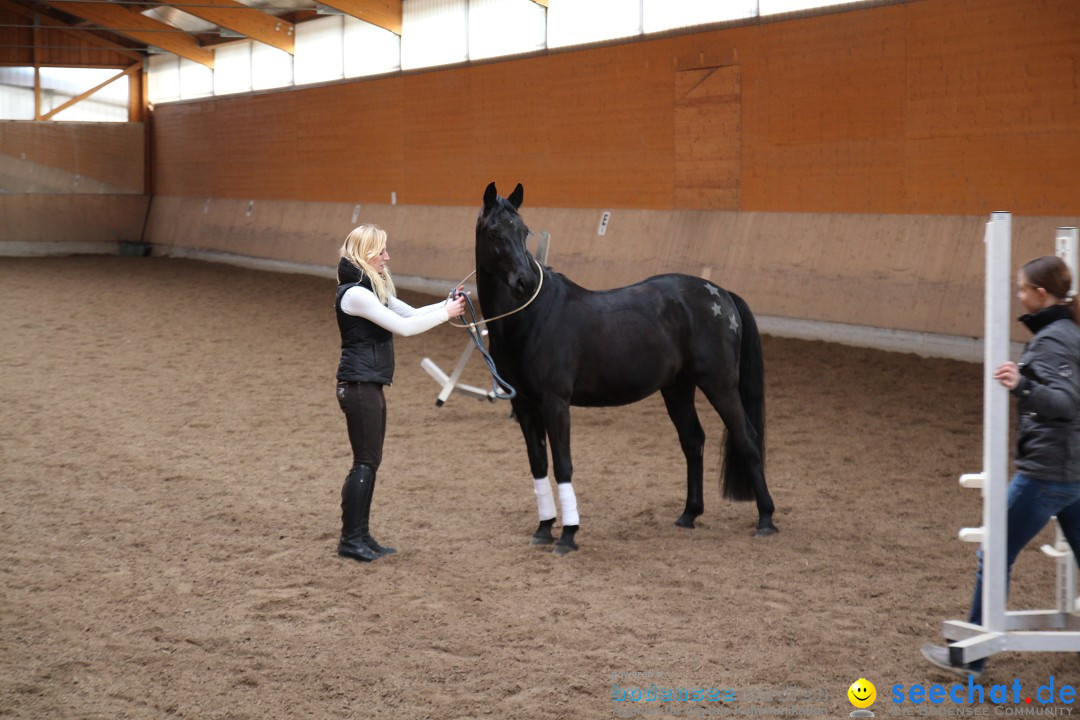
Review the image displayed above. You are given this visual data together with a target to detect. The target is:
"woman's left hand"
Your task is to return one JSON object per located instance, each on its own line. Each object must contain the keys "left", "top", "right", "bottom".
{"left": 446, "top": 295, "right": 467, "bottom": 318}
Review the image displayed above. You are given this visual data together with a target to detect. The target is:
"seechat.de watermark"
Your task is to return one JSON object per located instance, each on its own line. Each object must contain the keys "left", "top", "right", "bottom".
{"left": 889, "top": 676, "right": 1076, "bottom": 716}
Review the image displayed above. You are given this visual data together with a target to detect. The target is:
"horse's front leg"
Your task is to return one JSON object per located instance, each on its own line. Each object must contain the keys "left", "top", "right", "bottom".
{"left": 513, "top": 400, "right": 556, "bottom": 545}
{"left": 542, "top": 396, "right": 578, "bottom": 555}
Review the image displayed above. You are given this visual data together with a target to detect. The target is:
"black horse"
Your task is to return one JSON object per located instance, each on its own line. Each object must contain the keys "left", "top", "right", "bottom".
{"left": 476, "top": 182, "right": 776, "bottom": 554}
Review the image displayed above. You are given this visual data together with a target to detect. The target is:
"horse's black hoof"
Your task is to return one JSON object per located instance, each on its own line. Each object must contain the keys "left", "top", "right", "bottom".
{"left": 553, "top": 541, "right": 578, "bottom": 556}
{"left": 553, "top": 524, "right": 578, "bottom": 555}
{"left": 754, "top": 521, "right": 779, "bottom": 537}
{"left": 530, "top": 518, "right": 556, "bottom": 545}
{"left": 674, "top": 514, "right": 696, "bottom": 529}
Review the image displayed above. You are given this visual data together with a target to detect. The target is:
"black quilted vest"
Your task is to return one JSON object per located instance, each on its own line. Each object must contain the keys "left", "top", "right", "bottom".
{"left": 335, "top": 258, "right": 394, "bottom": 384}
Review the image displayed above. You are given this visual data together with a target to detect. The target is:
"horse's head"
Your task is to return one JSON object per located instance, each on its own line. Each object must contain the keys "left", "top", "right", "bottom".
{"left": 476, "top": 182, "right": 536, "bottom": 300}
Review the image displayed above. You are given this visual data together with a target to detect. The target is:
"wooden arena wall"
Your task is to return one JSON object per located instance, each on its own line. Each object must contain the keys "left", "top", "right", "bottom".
{"left": 0, "top": 121, "right": 149, "bottom": 252}
{"left": 145, "top": 0, "right": 1080, "bottom": 216}
{"left": 5, "top": 0, "right": 1079, "bottom": 352}
{"left": 143, "top": 198, "right": 1077, "bottom": 347}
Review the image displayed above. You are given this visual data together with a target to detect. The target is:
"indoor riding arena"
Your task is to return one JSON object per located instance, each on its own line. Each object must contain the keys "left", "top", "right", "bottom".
{"left": 2, "top": 1, "right": 1079, "bottom": 718}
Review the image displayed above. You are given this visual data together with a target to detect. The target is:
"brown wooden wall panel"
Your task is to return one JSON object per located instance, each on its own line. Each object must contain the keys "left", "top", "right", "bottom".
{"left": 0, "top": 5, "right": 137, "bottom": 67}
{"left": 151, "top": 0, "right": 1079, "bottom": 216}
{"left": 0, "top": 121, "right": 144, "bottom": 191}
{"left": 32, "top": 27, "right": 135, "bottom": 67}
{"left": 0, "top": 5, "right": 30, "bottom": 65}
{"left": 142, "top": 195, "right": 1080, "bottom": 344}
{"left": 899, "top": 0, "right": 1080, "bottom": 215}
{"left": 0, "top": 193, "right": 148, "bottom": 243}
{"left": 674, "top": 66, "right": 740, "bottom": 210}
{"left": 154, "top": 41, "right": 676, "bottom": 208}
{"left": 152, "top": 83, "right": 406, "bottom": 204}
{"left": 397, "top": 43, "right": 673, "bottom": 207}
{"left": 738, "top": 5, "right": 910, "bottom": 213}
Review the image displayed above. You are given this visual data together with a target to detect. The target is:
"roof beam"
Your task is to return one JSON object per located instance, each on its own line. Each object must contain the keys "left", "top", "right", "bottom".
{"left": 48, "top": 0, "right": 214, "bottom": 66}
{"left": 314, "top": 0, "right": 400, "bottom": 35}
{"left": 154, "top": 0, "right": 294, "bottom": 54}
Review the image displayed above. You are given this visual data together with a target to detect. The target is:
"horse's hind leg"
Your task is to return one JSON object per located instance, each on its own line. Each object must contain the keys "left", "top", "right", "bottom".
{"left": 699, "top": 383, "right": 777, "bottom": 536}
{"left": 661, "top": 380, "right": 705, "bottom": 529}
{"left": 513, "top": 401, "right": 557, "bottom": 545}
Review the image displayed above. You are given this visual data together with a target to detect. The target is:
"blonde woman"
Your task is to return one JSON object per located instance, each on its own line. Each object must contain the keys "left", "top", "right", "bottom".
{"left": 334, "top": 224, "right": 467, "bottom": 562}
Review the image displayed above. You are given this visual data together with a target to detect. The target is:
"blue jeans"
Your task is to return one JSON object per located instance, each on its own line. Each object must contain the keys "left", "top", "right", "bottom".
{"left": 968, "top": 473, "right": 1080, "bottom": 629}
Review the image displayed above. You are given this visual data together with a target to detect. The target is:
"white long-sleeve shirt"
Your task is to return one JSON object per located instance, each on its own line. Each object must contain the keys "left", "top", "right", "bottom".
{"left": 340, "top": 285, "right": 450, "bottom": 336}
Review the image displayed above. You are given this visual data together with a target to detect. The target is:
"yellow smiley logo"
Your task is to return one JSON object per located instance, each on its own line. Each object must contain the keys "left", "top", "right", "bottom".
{"left": 848, "top": 678, "right": 876, "bottom": 709}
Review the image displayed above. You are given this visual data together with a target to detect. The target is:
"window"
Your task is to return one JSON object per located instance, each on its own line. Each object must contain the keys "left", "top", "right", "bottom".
{"left": 344, "top": 17, "right": 401, "bottom": 78}
{"left": 295, "top": 15, "right": 345, "bottom": 85}
{"left": 402, "top": 0, "right": 468, "bottom": 70}
{"left": 644, "top": 0, "right": 756, "bottom": 33}
{"left": 760, "top": 0, "right": 868, "bottom": 15}
{"left": 0, "top": 67, "right": 129, "bottom": 121}
{"left": 548, "top": 0, "right": 640, "bottom": 49}
{"left": 179, "top": 58, "right": 214, "bottom": 99}
{"left": 148, "top": 54, "right": 180, "bottom": 104}
{"left": 468, "top": 0, "right": 546, "bottom": 61}
{"left": 252, "top": 43, "right": 294, "bottom": 90}
{"left": 0, "top": 66, "right": 37, "bottom": 120}
{"left": 214, "top": 42, "right": 253, "bottom": 95}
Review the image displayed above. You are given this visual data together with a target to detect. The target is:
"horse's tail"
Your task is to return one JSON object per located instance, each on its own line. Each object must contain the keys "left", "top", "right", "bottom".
{"left": 722, "top": 292, "right": 765, "bottom": 501}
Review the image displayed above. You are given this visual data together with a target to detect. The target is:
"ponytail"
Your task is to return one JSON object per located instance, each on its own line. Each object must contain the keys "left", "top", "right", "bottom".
{"left": 1068, "top": 291, "right": 1080, "bottom": 325}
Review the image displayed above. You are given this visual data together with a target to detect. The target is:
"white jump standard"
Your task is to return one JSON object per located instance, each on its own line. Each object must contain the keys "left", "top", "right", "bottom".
{"left": 420, "top": 231, "right": 550, "bottom": 406}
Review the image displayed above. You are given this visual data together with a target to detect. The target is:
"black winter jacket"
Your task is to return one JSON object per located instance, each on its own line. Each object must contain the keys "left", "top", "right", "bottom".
{"left": 335, "top": 258, "right": 395, "bottom": 385}
{"left": 1012, "top": 304, "right": 1080, "bottom": 484}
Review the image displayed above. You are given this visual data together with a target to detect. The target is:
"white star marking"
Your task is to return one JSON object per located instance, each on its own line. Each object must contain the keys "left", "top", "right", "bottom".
{"left": 704, "top": 283, "right": 722, "bottom": 297}
{"left": 711, "top": 302, "right": 724, "bottom": 317}
{"left": 729, "top": 314, "right": 739, "bottom": 332}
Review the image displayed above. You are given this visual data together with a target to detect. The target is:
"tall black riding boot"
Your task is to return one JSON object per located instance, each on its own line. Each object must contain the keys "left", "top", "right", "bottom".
{"left": 338, "top": 464, "right": 379, "bottom": 562}
{"left": 361, "top": 471, "right": 397, "bottom": 557}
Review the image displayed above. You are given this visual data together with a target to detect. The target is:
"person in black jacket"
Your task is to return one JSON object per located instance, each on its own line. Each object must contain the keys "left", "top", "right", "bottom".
{"left": 922, "top": 255, "right": 1080, "bottom": 677}
{"left": 335, "top": 224, "right": 467, "bottom": 562}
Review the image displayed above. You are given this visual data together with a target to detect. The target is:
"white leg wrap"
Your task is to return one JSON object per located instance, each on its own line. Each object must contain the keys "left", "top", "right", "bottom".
{"left": 533, "top": 477, "right": 556, "bottom": 521}
{"left": 557, "top": 483, "right": 579, "bottom": 526}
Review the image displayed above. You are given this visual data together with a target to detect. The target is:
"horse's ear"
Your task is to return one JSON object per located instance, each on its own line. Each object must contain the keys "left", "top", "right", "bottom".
{"left": 484, "top": 182, "right": 498, "bottom": 208}
{"left": 508, "top": 183, "right": 524, "bottom": 209}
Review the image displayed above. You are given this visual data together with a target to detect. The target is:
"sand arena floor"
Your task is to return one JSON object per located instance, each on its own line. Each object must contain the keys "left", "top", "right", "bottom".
{"left": 1, "top": 255, "right": 1076, "bottom": 719}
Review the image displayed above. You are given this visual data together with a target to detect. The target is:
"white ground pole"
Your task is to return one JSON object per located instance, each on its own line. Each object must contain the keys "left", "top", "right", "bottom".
{"left": 420, "top": 231, "right": 550, "bottom": 406}
{"left": 944, "top": 215, "right": 1080, "bottom": 663}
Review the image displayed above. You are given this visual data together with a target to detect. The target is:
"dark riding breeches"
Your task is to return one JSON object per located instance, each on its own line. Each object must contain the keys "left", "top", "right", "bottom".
{"left": 336, "top": 381, "right": 386, "bottom": 471}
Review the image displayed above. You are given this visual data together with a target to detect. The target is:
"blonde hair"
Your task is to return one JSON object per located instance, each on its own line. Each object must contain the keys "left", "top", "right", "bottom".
{"left": 340, "top": 224, "right": 395, "bottom": 305}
